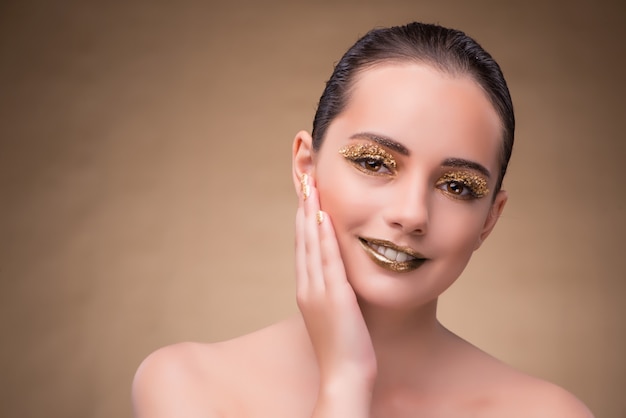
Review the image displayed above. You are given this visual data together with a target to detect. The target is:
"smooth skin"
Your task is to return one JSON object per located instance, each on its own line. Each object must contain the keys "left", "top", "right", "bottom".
{"left": 132, "top": 63, "right": 594, "bottom": 417}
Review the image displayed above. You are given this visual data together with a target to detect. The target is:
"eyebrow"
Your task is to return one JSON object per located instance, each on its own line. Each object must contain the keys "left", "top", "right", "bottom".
{"left": 349, "top": 132, "right": 410, "bottom": 156}
{"left": 348, "top": 132, "right": 491, "bottom": 178}
{"left": 442, "top": 158, "right": 491, "bottom": 178}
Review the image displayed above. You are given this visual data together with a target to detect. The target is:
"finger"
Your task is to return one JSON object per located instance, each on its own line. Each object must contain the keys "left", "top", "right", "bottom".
{"left": 317, "top": 211, "right": 351, "bottom": 291}
{"left": 295, "top": 205, "right": 308, "bottom": 294}
{"left": 303, "top": 178, "right": 324, "bottom": 291}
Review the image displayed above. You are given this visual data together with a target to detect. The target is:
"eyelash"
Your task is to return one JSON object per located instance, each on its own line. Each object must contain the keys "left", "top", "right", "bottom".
{"left": 339, "top": 143, "right": 489, "bottom": 200}
{"left": 352, "top": 156, "right": 396, "bottom": 175}
{"left": 339, "top": 144, "right": 397, "bottom": 176}
{"left": 435, "top": 172, "right": 490, "bottom": 200}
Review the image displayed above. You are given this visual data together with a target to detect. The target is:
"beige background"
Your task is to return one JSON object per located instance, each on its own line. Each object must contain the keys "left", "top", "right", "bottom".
{"left": 1, "top": 0, "right": 624, "bottom": 417}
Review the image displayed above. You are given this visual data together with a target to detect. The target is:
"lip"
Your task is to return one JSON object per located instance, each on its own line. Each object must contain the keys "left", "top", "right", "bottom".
{"left": 358, "top": 237, "right": 427, "bottom": 273}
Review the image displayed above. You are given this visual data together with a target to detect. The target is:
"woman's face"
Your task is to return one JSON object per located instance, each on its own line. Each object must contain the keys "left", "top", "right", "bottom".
{"left": 301, "top": 63, "right": 507, "bottom": 309}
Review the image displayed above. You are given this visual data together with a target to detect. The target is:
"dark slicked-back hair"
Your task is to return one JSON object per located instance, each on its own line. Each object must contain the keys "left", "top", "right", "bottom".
{"left": 311, "top": 22, "right": 515, "bottom": 192}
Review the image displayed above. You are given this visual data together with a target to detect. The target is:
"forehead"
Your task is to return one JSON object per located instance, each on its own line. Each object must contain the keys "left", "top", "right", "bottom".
{"left": 332, "top": 63, "right": 502, "bottom": 169}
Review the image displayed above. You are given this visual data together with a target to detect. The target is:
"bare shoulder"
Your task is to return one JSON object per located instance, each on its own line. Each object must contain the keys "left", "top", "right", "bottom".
{"left": 131, "top": 341, "right": 229, "bottom": 417}
{"left": 131, "top": 316, "right": 314, "bottom": 418}
{"left": 503, "top": 373, "right": 595, "bottom": 418}
{"left": 445, "top": 334, "right": 594, "bottom": 417}
{"left": 468, "top": 349, "right": 594, "bottom": 417}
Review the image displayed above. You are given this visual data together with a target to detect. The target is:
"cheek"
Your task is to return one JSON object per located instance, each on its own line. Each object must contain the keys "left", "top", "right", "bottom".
{"left": 430, "top": 201, "right": 489, "bottom": 253}
{"left": 315, "top": 163, "right": 382, "bottom": 234}
{"left": 317, "top": 174, "right": 370, "bottom": 228}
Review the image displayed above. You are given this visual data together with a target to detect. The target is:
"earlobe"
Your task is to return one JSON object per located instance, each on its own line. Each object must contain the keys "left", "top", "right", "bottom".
{"left": 475, "top": 190, "right": 508, "bottom": 250}
{"left": 292, "top": 130, "right": 315, "bottom": 198}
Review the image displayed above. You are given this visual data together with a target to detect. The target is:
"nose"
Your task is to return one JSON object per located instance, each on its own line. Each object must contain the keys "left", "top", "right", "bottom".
{"left": 382, "top": 179, "right": 430, "bottom": 235}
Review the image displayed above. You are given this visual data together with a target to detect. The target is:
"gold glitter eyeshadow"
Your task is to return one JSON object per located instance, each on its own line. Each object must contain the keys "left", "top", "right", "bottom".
{"left": 338, "top": 142, "right": 397, "bottom": 175}
{"left": 436, "top": 171, "right": 490, "bottom": 199}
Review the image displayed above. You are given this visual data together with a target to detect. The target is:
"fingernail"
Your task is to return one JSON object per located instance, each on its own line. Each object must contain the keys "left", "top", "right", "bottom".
{"left": 316, "top": 210, "right": 325, "bottom": 225}
{"left": 300, "top": 173, "right": 310, "bottom": 200}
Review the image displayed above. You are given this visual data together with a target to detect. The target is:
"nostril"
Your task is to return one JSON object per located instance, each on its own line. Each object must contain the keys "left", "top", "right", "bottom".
{"left": 412, "top": 226, "right": 426, "bottom": 235}
{"left": 383, "top": 184, "right": 430, "bottom": 234}
{"left": 390, "top": 220, "right": 426, "bottom": 235}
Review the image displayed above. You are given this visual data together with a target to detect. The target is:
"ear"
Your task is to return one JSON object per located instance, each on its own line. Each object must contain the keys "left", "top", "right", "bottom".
{"left": 292, "top": 130, "right": 315, "bottom": 198}
{"left": 475, "top": 190, "right": 508, "bottom": 250}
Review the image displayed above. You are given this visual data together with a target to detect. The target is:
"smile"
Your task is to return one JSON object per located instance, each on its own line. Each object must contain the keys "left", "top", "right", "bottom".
{"left": 358, "top": 237, "right": 426, "bottom": 273}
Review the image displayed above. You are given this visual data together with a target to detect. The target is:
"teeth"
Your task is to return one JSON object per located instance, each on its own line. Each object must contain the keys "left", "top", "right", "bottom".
{"left": 371, "top": 243, "right": 414, "bottom": 262}
{"left": 384, "top": 247, "right": 398, "bottom": 260}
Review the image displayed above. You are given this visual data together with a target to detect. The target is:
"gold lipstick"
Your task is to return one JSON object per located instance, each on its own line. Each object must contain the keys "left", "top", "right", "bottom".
{"left": 358, "top": 237, "right": 426, "bottom": 273}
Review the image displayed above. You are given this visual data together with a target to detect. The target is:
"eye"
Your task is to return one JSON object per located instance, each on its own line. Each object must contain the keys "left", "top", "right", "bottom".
{"left": 441, "top": 181, "right": 471, "bottom": 198}
{"left": 339, "top": 143, "right": 397, "bottom": 177}
{"left": 436, "top": 171, "right": 489, "bottom": 201}
{"left": 356, "top": 157, "right": 392, "bottom": 174}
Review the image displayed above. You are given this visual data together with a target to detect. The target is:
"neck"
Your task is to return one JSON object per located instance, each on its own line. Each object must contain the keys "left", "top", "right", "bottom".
{"left": 359, "top": 298, "right": 454, "bottom": 386}
{"left": 360, "top": 298, "right": 440, "bottom": 339}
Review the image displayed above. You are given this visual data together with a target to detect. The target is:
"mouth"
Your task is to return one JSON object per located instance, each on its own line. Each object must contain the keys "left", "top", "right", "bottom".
{"left": 358, "top": 237, "right": 427, "bottom": 273}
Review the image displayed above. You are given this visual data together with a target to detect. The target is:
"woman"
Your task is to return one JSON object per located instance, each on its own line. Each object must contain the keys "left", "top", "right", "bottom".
{"left": 132, "top": 22, "right": 594, "bottom": 417}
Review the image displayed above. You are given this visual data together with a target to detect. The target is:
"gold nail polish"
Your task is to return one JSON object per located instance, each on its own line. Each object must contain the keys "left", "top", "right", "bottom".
{"left": 316, "top": 210, "right": 324, "bottom": 225}
{"left": 300, "top": 173, "right": 310, "bottom": 200}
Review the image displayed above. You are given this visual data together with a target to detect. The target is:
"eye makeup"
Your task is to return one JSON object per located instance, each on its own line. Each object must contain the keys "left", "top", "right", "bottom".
{"left": 338, "top": 142, "right": 397, "bottom": 175}
{"left": 436, "top": 171, "right": 490, "bottom": 200}
{"left": 339, "top": 141, "right": 489, "bottom": 199}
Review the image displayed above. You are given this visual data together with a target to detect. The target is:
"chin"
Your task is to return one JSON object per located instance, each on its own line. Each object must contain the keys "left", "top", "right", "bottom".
{"left": 344, "top": 260, "right": 451, "bottom": 311}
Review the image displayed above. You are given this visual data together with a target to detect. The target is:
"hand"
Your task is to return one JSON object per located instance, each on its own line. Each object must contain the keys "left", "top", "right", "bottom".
{"left": 296, "top": 175, "right": 377, "bottom": 416}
